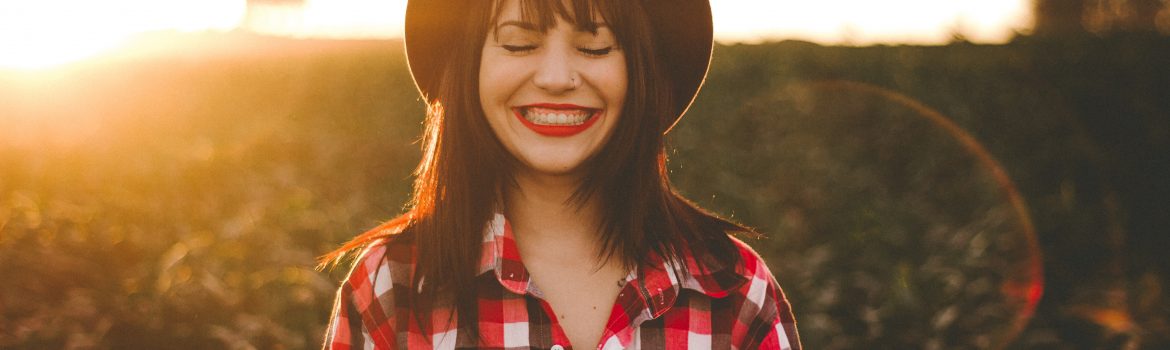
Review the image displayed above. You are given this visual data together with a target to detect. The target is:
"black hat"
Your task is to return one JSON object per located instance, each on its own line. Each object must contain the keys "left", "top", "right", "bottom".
{"left": 404, "top": 0, "right": 713, "bottom": 133}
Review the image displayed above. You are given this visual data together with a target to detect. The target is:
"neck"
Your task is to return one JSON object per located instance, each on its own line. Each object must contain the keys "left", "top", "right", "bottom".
{"left": 505, "top": 170, "right": 610, "bottom": 264}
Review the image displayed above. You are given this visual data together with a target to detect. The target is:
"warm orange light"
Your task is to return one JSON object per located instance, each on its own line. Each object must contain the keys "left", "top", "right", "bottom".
{"left": 0, "top": 0, "right": 1034, "bottom": 70}
{"left": 0, "top": 0, "right": 245, "bottom": 70}
{"left": 710, "top": 0, "right": 1032, "bottom": 45}
{"left": 245, "top": 0, "right": 406, "bottom": 39}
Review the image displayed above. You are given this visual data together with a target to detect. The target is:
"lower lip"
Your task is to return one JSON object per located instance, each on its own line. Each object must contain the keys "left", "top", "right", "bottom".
{"left": 513, "top": 109, "right": 601, "bottom": 137}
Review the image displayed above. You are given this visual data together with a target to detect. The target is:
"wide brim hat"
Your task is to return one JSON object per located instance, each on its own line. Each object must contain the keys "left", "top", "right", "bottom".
{"left": 404, "top": 0, "right": 713, "bottom": 133}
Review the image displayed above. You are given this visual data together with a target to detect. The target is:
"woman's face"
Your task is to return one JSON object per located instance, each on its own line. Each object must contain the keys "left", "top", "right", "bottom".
{"left": 479, "top": 0, "right": 627, "bottom": 178}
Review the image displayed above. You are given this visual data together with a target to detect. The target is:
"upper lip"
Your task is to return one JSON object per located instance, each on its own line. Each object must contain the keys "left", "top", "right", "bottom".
{"left": 517, "top": 103, "right": 598, "bottom": 110}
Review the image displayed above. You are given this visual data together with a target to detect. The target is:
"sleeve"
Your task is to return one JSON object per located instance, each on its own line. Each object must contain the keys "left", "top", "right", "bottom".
{"left": 734, "top": 246, "right": 801, "bottom": 350}
{"left": 323, "top": 244, "right": 398, "bottom": 350}
{"left": 752, "top": 275, "right": 801, "bottom": 350}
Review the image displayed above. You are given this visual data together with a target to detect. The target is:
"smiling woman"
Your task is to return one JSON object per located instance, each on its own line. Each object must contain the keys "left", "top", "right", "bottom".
{"left": 319, "top": 0, "right": 801, "bottom": 349}
{"left": 0, "top": 0, "right": 244, "bottom": 69}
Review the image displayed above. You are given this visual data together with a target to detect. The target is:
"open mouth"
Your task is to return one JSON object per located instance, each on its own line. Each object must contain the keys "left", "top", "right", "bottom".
{"left": 518, "top": 106, "right": 597, "bottom": 126}
{"left": 513, "top": 104, "right": 602, "bottom": 137}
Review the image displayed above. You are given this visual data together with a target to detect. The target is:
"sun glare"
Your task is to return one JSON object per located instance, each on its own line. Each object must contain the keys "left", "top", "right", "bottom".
{"left": 0, "top": 0, "right": 1032, "bottom": 69}
{"left": 0, "top": 0, "right": 245, "bottom": 70}
{"left": 247, "top": 0, "right": 407, "bottom": 39}
{"left": 711, "top": 0, "right": 1032, "bottom": 45}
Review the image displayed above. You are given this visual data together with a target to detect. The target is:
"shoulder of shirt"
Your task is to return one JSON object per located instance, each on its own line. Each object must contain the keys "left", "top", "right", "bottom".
{"left": 664, "top": 230, "right": 772, "bottom": 298}
{"left": 722, "top": 233, "right": 802, "bottom": 350}
{"left": 724, "top": 232, "right": 779, "bottom": 286}
{"left": 728, "top": 233, "right": 766, "bottom": 264}
{"left": 343, "top": 225, "right": 417, "bottom": 287}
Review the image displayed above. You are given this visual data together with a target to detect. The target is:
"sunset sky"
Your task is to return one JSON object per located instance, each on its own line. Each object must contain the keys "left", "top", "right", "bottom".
{"left": 0, "top": 0, "right": 1033, "bottom": 69}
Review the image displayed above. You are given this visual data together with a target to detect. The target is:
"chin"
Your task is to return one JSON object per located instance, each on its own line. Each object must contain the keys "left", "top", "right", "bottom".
{"left": 518, "top": 158, "right": 590, "bottom": 177}
{"left": 532, "top": 164, "right": 584, "bottom": 177}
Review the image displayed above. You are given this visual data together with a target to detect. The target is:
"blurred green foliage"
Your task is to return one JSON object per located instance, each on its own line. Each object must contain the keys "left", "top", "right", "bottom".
{"left": 674, "top": 79, "right": 1040, "bottom": 348}
{"left": 1, "top": 33, "right": 1167, "bottom": 349}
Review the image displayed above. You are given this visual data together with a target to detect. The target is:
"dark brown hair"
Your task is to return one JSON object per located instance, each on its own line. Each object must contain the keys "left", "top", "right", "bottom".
{"left": 322, "top": 0, "right": 749, "bottom": 342}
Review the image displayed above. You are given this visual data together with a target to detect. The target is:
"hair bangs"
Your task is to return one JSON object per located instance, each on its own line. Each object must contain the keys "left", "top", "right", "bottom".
{"left": 494, "top": 0, "right": 615, "bottom": 34}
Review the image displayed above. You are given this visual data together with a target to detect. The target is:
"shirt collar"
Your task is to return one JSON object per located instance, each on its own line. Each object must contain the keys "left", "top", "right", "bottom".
{"left": 477, "top": 213, "right": 749, "bottom": 308}
{"left": 479, "top": 213, "right": 534, "bottom": 295}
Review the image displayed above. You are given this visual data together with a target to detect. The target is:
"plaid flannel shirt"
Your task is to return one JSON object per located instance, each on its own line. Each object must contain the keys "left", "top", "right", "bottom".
{"left": 324, "top": 213, "right": 800, "bottom": 349}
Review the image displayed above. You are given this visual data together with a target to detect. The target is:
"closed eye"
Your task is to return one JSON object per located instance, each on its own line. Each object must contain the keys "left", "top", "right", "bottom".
{"left": 502, "top": 44, "right": 537, "bottom": 53}
{"left": 579, "top": 46, "right": 613, "bottom": 56}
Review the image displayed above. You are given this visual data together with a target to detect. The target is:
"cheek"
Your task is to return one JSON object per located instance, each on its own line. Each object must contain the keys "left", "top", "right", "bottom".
{"left": 602, "top": 58, "right": 628, "bottom": 108}
{"left": 479, "top": 60, "right": 527, "bottom": 106}
{"left": 613, "top": 72, "right": 628, "bottom": 106}
{"left": 478, "top": 54, "right": 496, "bottom": 105}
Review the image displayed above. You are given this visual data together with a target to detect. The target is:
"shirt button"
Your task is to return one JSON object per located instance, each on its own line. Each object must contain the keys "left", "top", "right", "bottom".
{"left": 551, "top": 345, "right": 565, "bottom": 350}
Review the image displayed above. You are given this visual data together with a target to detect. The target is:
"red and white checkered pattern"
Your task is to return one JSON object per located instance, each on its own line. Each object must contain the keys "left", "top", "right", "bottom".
{"left": 324, "top": 213, "right": 800, "bottom": 349}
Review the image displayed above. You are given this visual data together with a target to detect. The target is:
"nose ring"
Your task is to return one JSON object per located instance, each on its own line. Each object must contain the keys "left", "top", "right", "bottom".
{"left": 570, "top": 74, "right": 581, "bottom": 89}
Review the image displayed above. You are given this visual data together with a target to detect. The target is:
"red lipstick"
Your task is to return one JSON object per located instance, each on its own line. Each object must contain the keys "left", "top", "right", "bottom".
{"left": 513, "top": 103, "right": 601, "bottom": 137}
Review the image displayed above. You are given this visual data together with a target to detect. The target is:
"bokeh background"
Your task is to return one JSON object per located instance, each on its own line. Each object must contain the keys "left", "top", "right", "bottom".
{"left": 2, "top": 0, "right": 1169, "bottom": 349}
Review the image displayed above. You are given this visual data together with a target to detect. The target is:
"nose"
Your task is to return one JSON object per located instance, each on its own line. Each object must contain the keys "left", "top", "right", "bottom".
{"left": 531, "top": 47, "right": 578, "bottom": 94}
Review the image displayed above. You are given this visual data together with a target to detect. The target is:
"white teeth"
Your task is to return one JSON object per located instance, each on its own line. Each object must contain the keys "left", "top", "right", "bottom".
{"left": 522, "top": 108, "right": 593, "bottom": 126}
